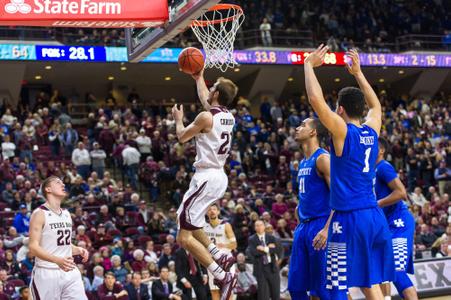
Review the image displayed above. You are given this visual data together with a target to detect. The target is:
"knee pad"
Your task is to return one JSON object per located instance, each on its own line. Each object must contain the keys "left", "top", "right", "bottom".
{"left": 393, "top": 272, "right": 414, "bottom": 296}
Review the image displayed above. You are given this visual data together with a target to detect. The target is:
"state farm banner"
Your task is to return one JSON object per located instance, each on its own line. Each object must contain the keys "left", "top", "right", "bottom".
{"left": 0, "top": 0, "right": 168, "bottom": 27}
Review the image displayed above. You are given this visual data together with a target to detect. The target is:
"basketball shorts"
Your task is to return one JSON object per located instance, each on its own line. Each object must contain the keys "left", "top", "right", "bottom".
{"left": 177, "top": 168, "right": 228, "bottom": 230}
{"left": 30, "top": 267, "right": 87, "bottom": 300}
{"left": 288, "top": 216, "right": 331, "bottom": 300}
{"left": 386, "top": 208, "right": 415, "bottom": 293}
{"left": 326, "top": 207, "right": 395, "bottom": 299}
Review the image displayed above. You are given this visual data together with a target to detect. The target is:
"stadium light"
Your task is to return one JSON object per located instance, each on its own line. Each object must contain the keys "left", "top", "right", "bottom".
{"left": 45, "top": 65, "right": 52, "bottom": 70}
{"left": 334, "top": 78, "right": 341, "bottom": 82}
{"left": 164, "top": 76, "right": 172, "bottom": 81}
{"left": 108, "top": 76, "right": 115, "bottom": 80}
{"left": 287, "top": 77, "right": 294, "bottom": 82}
{"left": 398, "top": 70, "right": 405, "bottom": 74}
{"left": 35, "top": 75, "right": 42, "bottom": 80}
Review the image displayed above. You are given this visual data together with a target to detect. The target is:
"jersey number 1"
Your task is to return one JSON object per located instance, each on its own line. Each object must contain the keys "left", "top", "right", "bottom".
{"left": 218, "top": 132, "right": 231, "bottom": 155}
{"left": 362, "top": 148, "right": 371, "bottom": 173}
{"left": 57, "top": 229, "right": 71, "bottom": 246}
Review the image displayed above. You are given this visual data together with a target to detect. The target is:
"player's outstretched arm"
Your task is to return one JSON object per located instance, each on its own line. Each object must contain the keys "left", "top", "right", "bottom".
{"left": 173, "top": 104, "right": 212, "bottom": 143}
{"left": 304, "top": 45, "right": 347, "bottom": 141}
{"left": 346, "top": 49, "right": 382, "bottom": 135}
{"left": 378, "top": 178, "right": 408, "bottom": 208}
{"left": 192, "top": 69, "right": 211, "bottom": 111}
{"left": 29, "top": 210, "right": 75, "bottom": 272}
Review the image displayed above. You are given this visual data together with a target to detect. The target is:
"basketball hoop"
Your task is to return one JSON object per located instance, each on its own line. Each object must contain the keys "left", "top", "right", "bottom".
{"left": 191, "top": 4, "right": 244, "bottom": 72}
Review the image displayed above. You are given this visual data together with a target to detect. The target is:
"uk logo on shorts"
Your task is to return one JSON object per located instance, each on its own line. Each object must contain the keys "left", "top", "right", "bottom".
{"left": 326, "top": 242, "right": 347, "bottom": 290}
{"left": 332, "top": 222, "right": 342, "bottom": 234}
{"left": 392, "top": 238, "right": 408, "bottom": 271}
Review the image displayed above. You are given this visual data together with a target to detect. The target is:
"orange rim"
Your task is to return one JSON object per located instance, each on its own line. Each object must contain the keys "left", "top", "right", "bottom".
{"left": 191, "top": 4, "right": 243, "bottom": 27}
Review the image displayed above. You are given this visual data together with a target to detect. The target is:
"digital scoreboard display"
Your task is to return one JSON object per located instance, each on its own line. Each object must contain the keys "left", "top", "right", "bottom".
{"left": 0, "top": 44, "right": 449, "bottom": 67}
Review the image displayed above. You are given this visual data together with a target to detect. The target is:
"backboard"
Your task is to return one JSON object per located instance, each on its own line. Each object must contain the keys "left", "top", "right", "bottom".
{"left": 125, "top": 0, "right": 220, "bottom": 63}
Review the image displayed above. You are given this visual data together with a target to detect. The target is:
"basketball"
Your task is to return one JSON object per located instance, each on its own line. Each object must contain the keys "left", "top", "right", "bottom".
{"left": 178, "top": 47, "right": 205, "bottom": 75}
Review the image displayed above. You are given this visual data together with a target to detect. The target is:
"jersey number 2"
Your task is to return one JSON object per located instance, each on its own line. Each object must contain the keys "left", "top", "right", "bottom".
{"left": 57, "top": 229, "right": 71, "bottom": 246}
{"left": 362, "top": 148, "right": 371, "bottom": 173}
{"left": 218, "top": 132, "right": 231, "bottom": 155}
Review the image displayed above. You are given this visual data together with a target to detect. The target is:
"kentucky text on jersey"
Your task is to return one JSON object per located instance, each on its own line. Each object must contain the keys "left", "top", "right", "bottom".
{"left": 297, "top": 167, "right": 312, "bottom": 176}
{"left": 359, "top": 136, "right": 375, "bottom": 146}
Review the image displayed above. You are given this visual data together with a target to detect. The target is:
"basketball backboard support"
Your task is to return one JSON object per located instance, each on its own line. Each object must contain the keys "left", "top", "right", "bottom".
{"left": 125, "top": 0, "right": 220, "bottom": 63}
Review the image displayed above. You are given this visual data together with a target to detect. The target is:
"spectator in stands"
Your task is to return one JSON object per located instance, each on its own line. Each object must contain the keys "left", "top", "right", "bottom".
{"left": 111, "top": 255, "right": 128, "bottom": 284}
{"left": 122, "top": 144, "right": 141, "bottom": 190}
{"left": 410, "top": 186, "right": 428, "bottom": 207}
{"left": 125, "top": 272, "right": 150, "bottom": 300}
{"left": 174, "top": 248, "right": 208, "bottom": 300}
{"left": 16, "top": 286, "right": 29, "bottom": 300}
{"left": 152, "top": 266, "right": 181, "bottom": 300}
{"left": 97, "top": 271, "right": 128, "bottom": 300}
{"left": 72, "top": 142, "right": 91, "bottom": 180}
{"left": 246, "top": 220, "right": 280, "bottom": 300}
{"left": 158, "top": 243, "right": 174, "bottom": 270}
{"left": 136, "top": 129, "right": 152, "bottom": 162}
{"left": 1, "top": 135, "right": 15, "bottom": 160}
{"left": 91, "top": 265, "right": 105, "bottom": 292}
{"left": 1, "top": 182, "right": 14, "bottom": 206}
{"left": 143, "top": 240, "right": 158, "bottom": 264}
{"left": 3, "top": 227, "right": 24, "bottom": 250}
{"left": 434, "top": 160, "right": 450, "bottom": 196}
{"left": 416, "top": 224, "right": 437, "bottom": 251}
{"left": 90, "top": 142, "right": 107, "bottom": 179}
{"left": 60, "top": 122, "right": 78, "bottom": 157}
{"left": 12, "top": 205, "right": 29, "bottom": 235}
{"left": 260, "top": 18, "right": 272, "bottom": 46}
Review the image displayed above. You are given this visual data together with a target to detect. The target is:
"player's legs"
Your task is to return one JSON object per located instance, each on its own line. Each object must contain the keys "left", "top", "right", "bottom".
{"left": 61, "top": 268, "right": 88, "bottom": 300}
{"left": 177, "top": 229, "right": 214, "bottom": 267}
{"left": 288, "top": 224, "right": 310, "bottom": 298}
{"left": 380, "top": 282, "right": 390, "bottom": 297}
{"left": 30, "top": 268, "right": 61, "bottom": 300}
{"left": 211, "top": 289, "right": 220, "bottom": 300}
{"left": 361, "top": 285, "right": 384, "bottom": 300}
{"left": 307, "top": 218, "right": 330, "bottom": 300}
{"left": 389, "top": 210, "right": 417, "bottom": 300}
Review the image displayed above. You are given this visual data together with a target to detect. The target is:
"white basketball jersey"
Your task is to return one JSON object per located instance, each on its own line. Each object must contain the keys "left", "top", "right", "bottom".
{"left": 204, "top": 221, "right": 231, "bottom": 253}
{"left": 35, "top": 205, "right": 73, "bottom": 269}
{"left": 193, "top": 106, "right": 235, "bottom": 169}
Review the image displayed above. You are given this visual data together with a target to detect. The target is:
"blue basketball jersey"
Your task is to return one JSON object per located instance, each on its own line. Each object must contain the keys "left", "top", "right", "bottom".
{"left": 330, "top": 124, "right": 378, "bottom": 211}
{"left": 297, "top": 148, "right": 331, "bottom": 221}
{"left": 375, "top": 159, "right": 407, "bottom": 217}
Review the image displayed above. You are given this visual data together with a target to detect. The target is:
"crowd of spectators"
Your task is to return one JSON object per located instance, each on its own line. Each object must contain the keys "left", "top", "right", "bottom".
{"left": 0, "top": 85, "right": 450, "bottom": 299}
{"left": 1, "top": 0, "right": 450, "bottom": 51}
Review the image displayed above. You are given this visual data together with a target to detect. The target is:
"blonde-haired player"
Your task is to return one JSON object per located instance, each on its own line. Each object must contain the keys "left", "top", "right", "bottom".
{"left": 204, "top": 204, "right": 237, "bottom": 300}
{"left": 29, "top": 176, "right": 89, "bottom": 300}
{"left": 172, "top": 69, "right": 238, "bottom": 300}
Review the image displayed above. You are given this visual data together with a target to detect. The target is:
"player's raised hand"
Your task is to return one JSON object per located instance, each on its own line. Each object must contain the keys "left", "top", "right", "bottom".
{"left": 191, "top": 68, "right": 204, "bottom": 81}
{"left": 345, "top": 49, "right": 362, "bottom": 75}
{"left": 312, "top": 227, "right": 328, "bottom": 251}
{"left": 172, "top": 104, "right": 184, "bottom": 122}
{"left": 56, "top": 256, "right": 76, "bottom": 272}
{"left": 305, "top": 44, "right": 329, "bottom": 68}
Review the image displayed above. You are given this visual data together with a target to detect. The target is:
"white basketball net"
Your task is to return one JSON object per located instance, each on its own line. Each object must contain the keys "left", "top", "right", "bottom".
{"left": 191, "top": 5, "right": 244, "bottom": 72}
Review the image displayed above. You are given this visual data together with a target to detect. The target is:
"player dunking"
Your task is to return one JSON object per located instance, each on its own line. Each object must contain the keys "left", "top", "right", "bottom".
{"left": 204, "top": 204, "right": 237, "bottom": 300}
{"left": 28, "top": 176, "right": 89, "bottom": 300}
{"left": 304, "top": 46, "right": 395, "bottom": 300}
{"left": 172, "top": 69, "right": 238, "bottom": 300}
{"left": 288, "top": 117, "right": 333, "bottom": 300}
{"left": 376, "top": 138, "right": 418, "bottom": 300}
